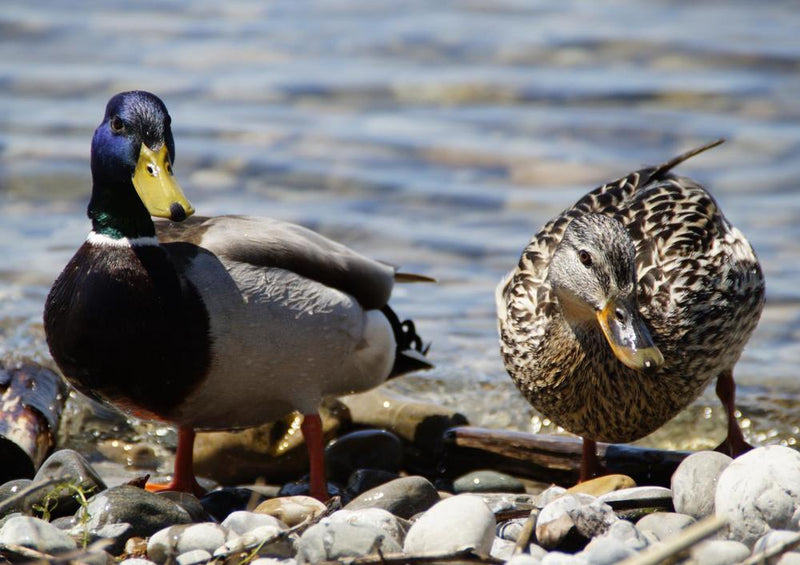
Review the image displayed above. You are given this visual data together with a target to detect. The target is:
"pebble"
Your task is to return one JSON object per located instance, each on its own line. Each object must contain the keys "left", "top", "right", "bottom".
{"left": 490, "top": 536, "right": 517, "bottom": 560}
{"left": 687, "top": 539, "right": 751, "bottom": 565}
{"left": 403, "top": 494, "right": 495, "bottom": 555}
{"left": 221, "top": 510, "right": 287, "bottom": 536}
{"left": 77, "top": 486, "right": 192, "bottom": 550}
{"left": 200, "top": 487, "right": 269, "bottom": 522}
{"left": 715, "top": 445, "right": 800, "bottom": 546}
{"left": 120, "top": 559, "right": 158, "bottom": 565}
{"left": 0, "top": 479, "right": 33, "bottom": 514}
{"left": 175, "top": 549, "right": 212, "bottom": 565}
{"left": 344, "top": 469, "right": 400, "bottom": 501}
{"left": 157, "top": 492, "right": 208, "bottom": 523}
{"left": 214, "top": 523, "right": 296, "bottom": 559}
{"left": 251, "top": 559, "right": 298, "bottom": 565}
{"left": 541, "top": 550, "right": 589, "bottom": 564}
{"left": 296, "top": 519, "right": 402, "bottom": 562}
{"left": 31, "top": 449, "right": 108, "bottom": 519}
{"left": 635, "top": 512, "right": 695, "bottom": 541}
{"left": 453, "top": 470, "right": 526, "bottom": 494}
{"left": 594, "top": 519, "right": 650, "bottom": 551}
{"left": 329, "top": 508, "right": 409, "bottom": 547}
{"left": 671, "top": 451, "right": 732, "bottom": 520}
{"left": 753, "top": 530, "right": 800, "bottom": 565}
{"left": 345, "top": 475, "right": 440, "bottom": 519}
{"left": 566, "top": 475, "right": 636, "bottom": 498}
{"left": 579, "top": 536, "right": 637, "bottom": 564}
{"left": 0, "top": 515, "right": 77, "bottom": 554}
{"left": 147, "top": 523, "right": 230, "bottom": 564}
{"left": 536, "top": 494, "right": 617, "bottom": 550}
{"left": 778, "top": 555, "right": 800, "bottom": 565}
{"left": 324, "top": 429, "right": 404, "bottom": 482}
{"left": 507, "top": 553, "right": 544, "bottom": 565}
{"left": 254, "top": 495, "right": 326, "bottom": 527}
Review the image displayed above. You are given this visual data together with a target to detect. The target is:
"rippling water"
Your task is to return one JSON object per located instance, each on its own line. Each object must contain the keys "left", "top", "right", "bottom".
{"left": 1, "top": 0, "right": 799, "bottom": 453}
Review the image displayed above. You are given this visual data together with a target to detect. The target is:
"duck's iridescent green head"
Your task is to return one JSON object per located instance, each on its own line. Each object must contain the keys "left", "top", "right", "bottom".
{"left": 548, "top": 214, "right": 664, "bottom": 372}
{"left": 89, "top": 90, "right": 194, "bottom": 239}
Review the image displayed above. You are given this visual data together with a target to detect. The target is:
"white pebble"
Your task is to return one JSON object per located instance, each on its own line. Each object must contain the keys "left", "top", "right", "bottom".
{"left": 403, "top": 495, "right": 495, "bottom": 555}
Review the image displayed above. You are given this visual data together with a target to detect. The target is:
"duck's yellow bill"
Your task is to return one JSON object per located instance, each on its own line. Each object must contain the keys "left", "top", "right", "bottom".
{"left": 132, "top": 144, "right": 194, "bottom": 221}
{"left": 597, "top": 297, "right": 664, "bottom": 372}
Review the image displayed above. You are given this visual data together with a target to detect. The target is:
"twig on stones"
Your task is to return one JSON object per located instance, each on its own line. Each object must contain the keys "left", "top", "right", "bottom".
{"left": 512, "top": 508, "right": 539, "bottom": 555}
{"left": 734, "top": 531, "right": 800, "bottom": 565}
{"left": 616, "top": 515, "right": 728, "bottom": 565}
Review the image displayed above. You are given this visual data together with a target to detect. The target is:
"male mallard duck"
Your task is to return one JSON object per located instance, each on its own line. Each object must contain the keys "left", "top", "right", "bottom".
{"left": 44, "top": 91, "right": 432, "bottom": 499}
{"left": 496, "top": 140, "right": 765, "bottom": 480}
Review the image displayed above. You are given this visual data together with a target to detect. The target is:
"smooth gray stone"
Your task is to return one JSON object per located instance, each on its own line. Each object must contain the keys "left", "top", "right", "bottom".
{"left": 33, "top": 449, "right": 107, "bottom": 519}
{"left": 329, "top": 508, "right": 409, "bottom": 548}
{"left": 175, "top": 549, "right": 212, "bottom": 565}
{"left": 595, "top": 520, "right": 649, "bottom": 551}
{"left": 325, "top": 429, "right": 404, "bottom": 483}
{"left": 344, "top": 469, "right": 399, "bottom": 502}
{"left": 490, "top": 536, "right": 516, "bottom": 561}
{"left": 598, "top": 486, "right": 672, "bottom": 504}
{"left": 541, "top": 550, "right": 590, "bottom": 565}
{"left": 221, "top": 511, "right": 286, "bottom": 536}
{"left": 778, "top": 554, "right": 800, "bottom": 565}
{"left": 147, "top": 523, "right": 229, "bottom": 564}
{"left": 0, "top": 479, "right": 33, "bottom": 514}
{"left": 507, "top": 553, "right": 544, "bottom": 565}
{"left": 538, "top": 486, "right": 568, "bottom": 507}
{"left": 536, "top": 494, "right": 617, "bottom": 550}
{"left": 78, "top": 486, "right": 192, "bottom": 546}
{"left": 715, "top": 446, "right": 800, "bottom": 546}
{"left": 344, "top": 475, "right": 439, "bottom": 519}
{"left": 74, "top": 522, "right": 134, "bottom": 555}
{"left": 687, "top": 539, "right": 750, "bottom": 565}
{"left": 671, "top": 451, "right": 732, "bottom": 520}
{"left": 214, "top": 524, "right": 295, "bottom": 558}
{"left": 579, "top": 536, "right": 637, "bottom": 564}
{"left": 120, "top": 559, "right": 158, "bottom": 565}
{"left": 636, "top": 512, "right": 695, "bottom": 541}
{"left": 297, "top": 520, "right": 402, "bottom": 562}
{"left": 453, "top": 470, "right": 526, "bottom": 494}
{"left": 403, "top": 494, "right": 495, "bottom": 555}
{"left": 0, "top": 515, "right": 77, "bottom": 554}
{"left": 156, "top": 491, "right": 208, "bottom": 523}
{"left": 753, "top": 530, "right": 800, "bottom": 565}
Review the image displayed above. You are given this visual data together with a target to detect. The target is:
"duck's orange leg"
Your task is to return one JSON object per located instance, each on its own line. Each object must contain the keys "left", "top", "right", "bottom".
{"left": 715, "top": 369, "right": 753, "bottom": 457}
{"left": 301, "top": 413, "right": 329, "bottom": 502}
{"left": 146, "top": 427, "right": 205, "bottom": 497}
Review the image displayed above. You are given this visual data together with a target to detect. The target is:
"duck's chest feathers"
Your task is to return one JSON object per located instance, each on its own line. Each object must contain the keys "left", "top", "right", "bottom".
{"left": 44, "top": 239, "right": 211, "bottom": 419}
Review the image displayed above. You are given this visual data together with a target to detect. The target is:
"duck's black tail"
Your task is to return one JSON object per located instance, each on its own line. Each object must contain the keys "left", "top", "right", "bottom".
{"left": 381, "top": 305, "right": 434, "bottom": 377}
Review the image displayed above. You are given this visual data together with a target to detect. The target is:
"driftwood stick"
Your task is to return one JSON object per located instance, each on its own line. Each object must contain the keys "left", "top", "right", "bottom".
{"left": 443, "top": 427, "right": 690, "bottom": 487}
{"left": 616, "top": 515, "right": 728, "bottom": 565}
{"left": 512, "top": 509, "right": 539, "bottom": 555}
{"left": 735, "top": 531, "right": 800, "bottom": 565}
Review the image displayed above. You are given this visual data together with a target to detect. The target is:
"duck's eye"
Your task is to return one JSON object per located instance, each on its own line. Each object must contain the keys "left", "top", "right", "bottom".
{"left": 578, "top": 250, "right": 593, "bottom": 267}
{"left": 109, "top": 116, "right": 125, "bottom": 133}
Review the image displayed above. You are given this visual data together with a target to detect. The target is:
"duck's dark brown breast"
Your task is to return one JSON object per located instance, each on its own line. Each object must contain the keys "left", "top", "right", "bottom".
{"left": 44, "top": 241, "right": 211, "bottom": 420}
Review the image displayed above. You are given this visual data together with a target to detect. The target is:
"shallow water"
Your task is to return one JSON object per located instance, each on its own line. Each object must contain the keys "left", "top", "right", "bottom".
{"left": 1, "top": 0, "right": 799, "bottom": 455}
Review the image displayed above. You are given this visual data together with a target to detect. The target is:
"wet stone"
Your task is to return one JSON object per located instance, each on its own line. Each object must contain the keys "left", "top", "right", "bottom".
{"left": 200, "top": 487, "right": 269, "bottom": 522}
{"left": 0, "top": 515, "right": 77, "bottom": 554}
{"left": 325, "top": 429, "right": 404, "bottom": 483}
{"left": 345, "top": 475, "right": 440, "bottom": 520}
{"left": 0, "top": 479, "right": 32, "bottom": 514}
{"left": 671, "top": 451, "right": 732, "bottom": 520}
{"left": 297, "top": 519, "right": 402, "bottom": 562}
{"left": 329, "top": 508, "right": 409, "bottom": 548}
{"left": 687, "top": 539, "right": 751, "bottom": 565}
{"left": 254, "top": 496, "right": 326, "bottom": 527}
{"left": 344, "top": 469, "right": 399, "bottom": 502}
{"left": 453, "top": 470, "right": 526, "bottom": 494}
{"left": 78, "top": 486, "right": 192, "bottom": 545}
{"left": 147, "top": 522, "right": 230, "bottom": 564}
{"left": 715, "top": 446, "right": 800, "bottom": 546}
{"left": 31, "top": 449, "right": 107, "bottom": 519}
{"left": 157, "top": 492, "right": 208, "bottom": 523}
{"left": 74, "top": 522, "right": 134, "bottom": 555}
{"left": 403, "top": 494, "right": 495, "bottom": 555}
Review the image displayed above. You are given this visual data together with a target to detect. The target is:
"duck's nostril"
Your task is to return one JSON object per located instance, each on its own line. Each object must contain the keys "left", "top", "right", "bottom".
{"left": 170, "top": 203, "right": 187, "bottom": 222}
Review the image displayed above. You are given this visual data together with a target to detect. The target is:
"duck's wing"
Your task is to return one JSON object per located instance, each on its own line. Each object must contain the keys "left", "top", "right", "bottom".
{"left": 155, "top": 215, "right": 396, "bottom": 309}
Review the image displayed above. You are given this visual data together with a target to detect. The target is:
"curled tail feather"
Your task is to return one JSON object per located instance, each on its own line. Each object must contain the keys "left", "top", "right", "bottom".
{"left": 381, "top": 305, "right": 433, "bottom": 377}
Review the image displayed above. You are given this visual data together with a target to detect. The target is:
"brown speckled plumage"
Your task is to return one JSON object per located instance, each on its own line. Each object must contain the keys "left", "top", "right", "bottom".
{"left": 496, "top": 141, "right": 765, "bottom": 443}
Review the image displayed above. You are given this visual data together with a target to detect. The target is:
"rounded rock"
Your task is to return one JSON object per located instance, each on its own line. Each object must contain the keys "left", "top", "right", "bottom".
{"left": 403, "top": 494, "right": 495, "bottom": 555}
{"left": 0, "top": 515, "right": 77, "bottom": 554}
{"left": 251, "top": 559, "right": 298, "bottom": 565}
{"left": 344, "top": 469, "right": 400, "bottom": 501}
{"left": 580, "top": 536, "right": 637, "bottom": 564}
{"left": 715, "top": 446, "right": 800, "bottom": 546}
{"left": 32, "top": 449, "right": 108, "bottom": 519}
{"left": 297, "top": 519, "right": 402, "bottom": 562}
{"left": 636, "top": 512, "right": 695, "bottom": 541}
{"left": 345, "top": 475, "right": 440, "bottom": 520}
{"left": 221, "top": 511, "right": 287, "bottom": 536}
{"left": 597, "top": 519, "right": 649, "bottom": 551}
{"left": 671, "top": 451, "right": 732, "bottom": 520}
{"left": 507, "top": 554, "right": 544, "bottom": 565}
{"left": 491, "top": 536, "right": 517, "bottom": 561}
{"left": 254, "top": 495, "right": 326, "bottom": 527}
{"left": 687, "top": 539, "right": 751, "bottom": 565}
{"left": 325, "top": 429, "right": 404, "bottom": 483}
{"left": 120, "top": 559, "right": 158, "bottom": 565}
{"left": 536, "top": 494, "right": 617, "bottom": 550}
{"left": 541, "top": 551, "right": 590, "bottom": 565}
{"left": 329, "top": 508, "right": 409, "bottom": 547}
{"left": 753, "top": 530, "right": 800, "bottom": 565}
{"left": 453, "top": 470, "right": 526, "bottom": 494}
{"left": 175, "top": 549, "right": 212, "bottom": 565}
{"left": 147, "top": 523, "right": 229, "bottom": 564}
{"left": 778, "top": 555, "right": 800, "bottom": 565}
{"left": 214, "top": 524, "right": 295, "bottom": 559}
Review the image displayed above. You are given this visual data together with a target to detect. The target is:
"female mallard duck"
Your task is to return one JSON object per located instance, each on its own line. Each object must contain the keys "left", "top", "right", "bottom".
{"left": 496, "top": 140, "right": 765, "bottom": 481}
{"left": 44, "top": 91, "right": 431, "bottom": 499}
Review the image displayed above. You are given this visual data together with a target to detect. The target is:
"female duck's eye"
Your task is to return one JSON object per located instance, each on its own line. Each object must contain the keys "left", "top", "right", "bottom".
{"left": 109, "top": 116, "right": 125, "bottom": 133}
{"left": 578, "top": 250, "right": 593, "bottom": 267}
